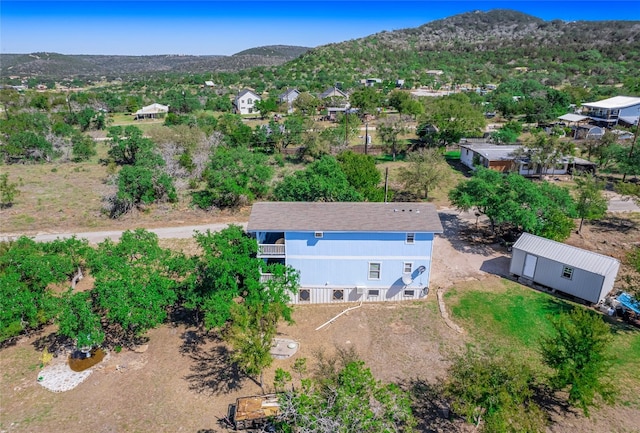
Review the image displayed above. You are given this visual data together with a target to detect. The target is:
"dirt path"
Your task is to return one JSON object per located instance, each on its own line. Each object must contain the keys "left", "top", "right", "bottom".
{"left": 0, "top": 222, "right": 248, "bottom": 244}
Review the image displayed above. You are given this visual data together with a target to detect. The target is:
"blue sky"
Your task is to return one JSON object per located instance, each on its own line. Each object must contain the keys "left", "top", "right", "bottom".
{"left": 2, "top": 1, "right": 639, "bottom": 56}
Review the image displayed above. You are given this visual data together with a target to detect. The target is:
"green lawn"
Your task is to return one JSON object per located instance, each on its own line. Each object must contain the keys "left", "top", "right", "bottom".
{"left": 445, "top": 279, "right": 640, "bottom": 388}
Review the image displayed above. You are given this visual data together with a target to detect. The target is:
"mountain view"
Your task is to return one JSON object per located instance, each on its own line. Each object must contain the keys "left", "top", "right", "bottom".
{"left": 1, "top": 8, "right": 640, "bottom": 433}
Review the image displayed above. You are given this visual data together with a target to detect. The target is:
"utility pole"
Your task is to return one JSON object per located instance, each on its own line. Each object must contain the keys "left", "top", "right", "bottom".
{"left": 365, "top": 122, "right": 369, "bottom": 155}
{"left": 623, "top": 110, "right": 640, "bottom": 182}
{"left": 384, "top": 167, "right": 389, "bottom": 202}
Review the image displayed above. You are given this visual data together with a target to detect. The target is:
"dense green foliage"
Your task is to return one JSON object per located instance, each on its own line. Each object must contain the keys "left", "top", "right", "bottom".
{"left": 0, "top": 237, "right": 90, "bottom": 342}
{"left": 444, "top": 349, "right": 546, "bottom": 432}
{"left": 193, "top": 145, "right": 273, "bottom": 209}
{"left": 398, "top": 149, "right": 451, "bottom": 199}
{"left": 273, "top": 156, "right": 363, "bottom": 202}
{"left": 336, "top": 151, "right": 384, "bottom": 201}
{"left": 278, "top": 355, "right": 416, "bottom": 432}
{"left": 88, "top": 230, "right": 187, "bottom": 341}
{"left": 540, "top": 308, "right": 615, "bottom": 416}
{"left": 449, "top": 168, "right": 576, "bottom": 240}
{"left": 418, "top": 93, "right": 486, "bottom": 146}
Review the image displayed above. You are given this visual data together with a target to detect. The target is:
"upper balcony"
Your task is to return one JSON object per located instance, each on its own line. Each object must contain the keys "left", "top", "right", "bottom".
{"left": 258, "top": 243, "right": 285, "bottom": 257}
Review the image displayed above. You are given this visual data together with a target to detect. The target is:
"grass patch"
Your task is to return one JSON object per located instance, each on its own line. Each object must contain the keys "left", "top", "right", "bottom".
{"left": 448, "top": 281, "right": 572, "bottom": 351}
{"left": 446, "top": 279, "right": 640, "bottom": 390}
{"left": 444, "top": 150, "right": 460, "bottom": 160}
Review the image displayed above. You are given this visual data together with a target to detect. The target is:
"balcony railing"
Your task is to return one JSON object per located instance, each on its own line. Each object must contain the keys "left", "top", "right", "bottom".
{"left": 260, "top": 273, "right": 274, "bottom": 283}
{"left": 258, "top": 244, "right": 285, "bottom": 256}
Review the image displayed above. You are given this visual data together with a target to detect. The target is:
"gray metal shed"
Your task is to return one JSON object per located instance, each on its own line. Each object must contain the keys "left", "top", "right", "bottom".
{"left": 510, "top": 233, "right": 620, "bottom": 304}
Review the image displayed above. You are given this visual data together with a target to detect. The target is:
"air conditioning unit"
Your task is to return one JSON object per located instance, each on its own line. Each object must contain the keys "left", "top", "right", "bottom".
{"left": 356, "top": 286, "right": 365, "bottom": 295}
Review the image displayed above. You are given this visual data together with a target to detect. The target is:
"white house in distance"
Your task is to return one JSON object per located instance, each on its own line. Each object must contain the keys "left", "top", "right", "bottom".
{"left": 247, "top": 202, "right": 443, "bottom": 304}
{"left": 581, "top": 96, "right": 640, "bottom": 127}
{"left": 278, "top": 88, "right": 300, "bottom": 114}
{"left": 132, "top": 103, "right": 169, "bottom": 120}
{"left": 234, "top": 89, "right": 261, "bottom": 115}
{"left": 510, "top": 233, "right": 620, "bottom": 305}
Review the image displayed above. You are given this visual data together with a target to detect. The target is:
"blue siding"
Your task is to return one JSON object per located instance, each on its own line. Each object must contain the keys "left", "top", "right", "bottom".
{"left": 284, "top": 231, "right": 433, "bottom": 289}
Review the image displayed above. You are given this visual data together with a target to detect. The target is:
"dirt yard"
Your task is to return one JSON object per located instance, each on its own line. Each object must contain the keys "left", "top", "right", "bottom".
{"left": 2, "top": 205, "right": 639, "bottom": 432}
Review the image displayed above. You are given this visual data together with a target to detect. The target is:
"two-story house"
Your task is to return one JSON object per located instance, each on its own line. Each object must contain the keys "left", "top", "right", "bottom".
{"left": 582, "top": 96, "right": 640, "bottom": 127}
{"left": 247, "top": 202, "right": 443, "bottom": 304}
{"left": 278, "top": 88, "right": 300, "bottom": 114}
{"left": 234, "top": 89, "right": 261, "bottom": 115}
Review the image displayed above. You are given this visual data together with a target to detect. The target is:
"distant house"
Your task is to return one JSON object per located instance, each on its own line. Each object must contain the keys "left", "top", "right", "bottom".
{"left": 582, "top": 96, "right": 640, "bottom": 126}
{"left": 360, "top": 78, "right": 382, "bottom": 87}
{"left": 234, "top": 89, "right": 261, "bottom": 115}
{"left": 247, "top": 202, "right": 443, "bottom": 304}
{"left": 319, "top": 86, "right": 348, "bottom": 100}
{"left": 459, "top": 142, "right": 596, "bottom": 175}
{"left": 278, "top": 88, "right": 300, "bottom": 114}
{"left": 510, "top": 233, "right": 620, "bottom": 304}
{"left": 132, "top": 103, "right": 169, "bottom": 120}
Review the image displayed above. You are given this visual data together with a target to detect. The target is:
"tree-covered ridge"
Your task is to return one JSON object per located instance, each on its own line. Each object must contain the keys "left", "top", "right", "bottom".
{"left": 0, "top": 45, "right": 310, "bottom": 80}
{"left": 271, "top": 10, "right": 640, "bottom": 91}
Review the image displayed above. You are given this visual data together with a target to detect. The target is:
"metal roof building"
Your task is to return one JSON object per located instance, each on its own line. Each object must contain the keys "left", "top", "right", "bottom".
{"left": 510, "top": 233, "right": 620, "bottom": 304}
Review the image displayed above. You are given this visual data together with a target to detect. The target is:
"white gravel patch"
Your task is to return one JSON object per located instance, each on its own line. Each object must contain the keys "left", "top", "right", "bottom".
{"left": 37, "top": 362, "right": 93, "bottom": 392}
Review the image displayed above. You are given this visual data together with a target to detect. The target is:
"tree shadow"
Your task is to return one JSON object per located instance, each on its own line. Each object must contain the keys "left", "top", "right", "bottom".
{"left": 32, "top": 331, "right": 74, "bottom": 357}
{"left": 183, "top": 332, "right": 245, "bottom": 396}
{"left": 438, "top": 212, "right": 503, "bottom": 257}
{"left": 590, "top": 216, "right": 637, "bottom": 234}
{"left": 401, "top": 377, "right": 464, "bottom": 433}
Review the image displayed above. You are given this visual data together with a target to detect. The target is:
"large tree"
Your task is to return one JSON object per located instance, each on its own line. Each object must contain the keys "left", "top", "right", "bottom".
{"left": 336, "top": 150, "right": 384, "bottom": 201}
{"left": 418, "top": 93, "right": 485, "bottom": 146}
{"left": 107, "top": 125, "right": 155, "bottom": 165}
{"left": 88, "top": 229, "right": 187, "bottom": 345}
{"left": 193, "top": 145, "right": 273, "bottom": 209}
{"left": 398, "top": 148, "right": 451, "bottom": 199}
{"left": 449, "top": 168, "right": 576, "bottom": 240}
{"left": 273, "top": 155, "right": 362, "bottom": 202}
{"left": 278, "top": 357, "right": 416, "bottom": 432}
{"left": 377, "top": 117, "right": 407, "bottom": 161}
{"left": 540, "top": 308, "right": 615, "bottom": 416}
{"left": 444, "top": 348, "right": 546, "bottom": 433}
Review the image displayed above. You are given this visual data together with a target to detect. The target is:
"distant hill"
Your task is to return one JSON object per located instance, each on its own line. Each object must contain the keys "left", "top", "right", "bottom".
{"left": 0, "top": 45, "right": 311, "bottom": 79}
{"left": 272, "top": 10, "right": 640, "bottom": 89}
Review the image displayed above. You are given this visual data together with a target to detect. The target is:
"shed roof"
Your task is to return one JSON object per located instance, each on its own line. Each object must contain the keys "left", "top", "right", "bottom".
{"left": 459, "top": 143, "right": 521, "bottom": 161}
{"left": 558, "top": 113, "right": 588, "bottom": 122}
{"left": 582, "top": 96, "right": 640, "bottom": 110}
{"left": 247, "top": 202, "right": 443, "bottom": 233}
{"left": 512, "top": 233, "right": 619, "bottom": 276}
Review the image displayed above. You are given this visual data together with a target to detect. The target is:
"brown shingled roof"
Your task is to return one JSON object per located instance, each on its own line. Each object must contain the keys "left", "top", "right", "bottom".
{"left": 247, "top": 202, "right": 443, "bottom": 233}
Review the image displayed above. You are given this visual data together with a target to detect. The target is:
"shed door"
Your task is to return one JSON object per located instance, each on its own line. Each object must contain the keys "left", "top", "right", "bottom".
{"left": 523, "top": 254, "right": 537, "bottom": 279}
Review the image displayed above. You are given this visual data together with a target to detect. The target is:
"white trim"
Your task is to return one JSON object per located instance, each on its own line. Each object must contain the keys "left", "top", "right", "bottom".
{"left": 368, "top": 262, "right": 381, "bottom": 280}
{"left": 287, "top": 255, "right": 431, "bottom": 260}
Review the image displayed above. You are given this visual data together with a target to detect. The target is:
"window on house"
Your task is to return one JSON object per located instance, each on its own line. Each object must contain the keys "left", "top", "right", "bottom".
{"left": 314, "top": 232, "right": 323, "bottom": 238}
{"left": 403, "top": 289, "right": 415, "bottom": 297}
{"left": 299, "top": 289, "right": 310, "bottom": 302}
{"left": 562, "top": 266, "right": 574, "bottom": 280}
{"left": 403, "top": 262, "right": 413, "bottom": 274}
{"left": 368, "top": 289, "right": 379, "bottom": 297}
{"left": 406, "top": 233, "right": 415, "bottom": 244}
{"left": 241, "top": 99, "right": 245, "bottom": 103}
{"left": 247, "top": 98, "right": 252, "bottom": 104}
{"left": 332, "top": 289, "right": 344, "bottom": 301}
{"left": 368, "top": 262, "right": 381, "bottom": 280}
